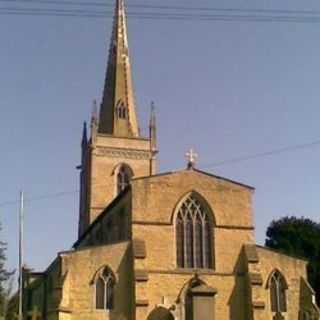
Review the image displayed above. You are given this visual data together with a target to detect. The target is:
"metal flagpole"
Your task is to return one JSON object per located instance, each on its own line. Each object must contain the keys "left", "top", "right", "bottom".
{"left": 18, "top": 191, "right": 24, "bottom": 320}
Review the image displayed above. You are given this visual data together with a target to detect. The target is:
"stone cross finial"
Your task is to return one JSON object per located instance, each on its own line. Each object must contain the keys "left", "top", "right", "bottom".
{"left": 185, "top": 148, "right": 198, "bottom": 169}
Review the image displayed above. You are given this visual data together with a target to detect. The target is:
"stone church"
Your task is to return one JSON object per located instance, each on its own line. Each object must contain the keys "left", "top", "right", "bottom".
{"left": 23, "top": 0, "right": 320, "bottom": 319}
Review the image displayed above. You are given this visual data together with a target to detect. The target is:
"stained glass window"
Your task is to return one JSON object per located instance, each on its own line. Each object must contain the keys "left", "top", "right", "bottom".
{"left": 176, "top": 194, "right": 213, "bottom": 269}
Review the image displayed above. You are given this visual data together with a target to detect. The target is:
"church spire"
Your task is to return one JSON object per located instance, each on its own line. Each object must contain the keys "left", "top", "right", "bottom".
{"left": 98, "top": 0, "right": 139, "bottom": 137}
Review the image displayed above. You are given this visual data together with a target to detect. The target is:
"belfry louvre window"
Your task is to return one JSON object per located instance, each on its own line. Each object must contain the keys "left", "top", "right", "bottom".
{"left": 269, "top": 270, "right": 287, "bottom": 313}
{"left": 117, "top": 165, "right": 132, "bottom": 194}
{"left": 95, "top": 267, "right": 115, "bottom": 310}
{"left": 116, "top": 100, "right": 127, "bottom": 119}
{"left": 176, "top": 194, "right": 213, "bottom": 269}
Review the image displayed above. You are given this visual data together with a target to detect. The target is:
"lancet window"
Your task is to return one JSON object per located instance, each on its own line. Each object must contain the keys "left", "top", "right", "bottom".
{"left": 116, "top": 100, "right": 127, "bottom": 119}
{"left": 116, "top": 165, "right": 132, "bottom": 194}
{"left": 269, "top": 270, "right": 287, "bottom": 313}
{"left": 95, "top": 267, "right": 115, "bottom": 310}
{"left": 176, "top": 194, "right": 213, "bottom": 269}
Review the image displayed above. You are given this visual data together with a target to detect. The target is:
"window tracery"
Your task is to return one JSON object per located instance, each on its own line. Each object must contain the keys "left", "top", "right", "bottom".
{"left": 269, "top": 270, "right": 287, "bottom": 313}
{"left": 95, "top": 267, "right": 115, "bottom": 310}
{"left": 175, "top": 194, "right": 213, "bottom": 269}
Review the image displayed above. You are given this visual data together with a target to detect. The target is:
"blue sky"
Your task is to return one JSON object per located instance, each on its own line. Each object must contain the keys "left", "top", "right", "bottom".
{"left": 1, "top": 0, "right": 320, "bottom": 279}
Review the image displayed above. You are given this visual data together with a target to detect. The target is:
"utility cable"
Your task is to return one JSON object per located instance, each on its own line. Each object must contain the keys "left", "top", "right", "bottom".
{"left": 1, "top": 138, "right": 320, "bottom": 208}
{"left": 0, "top": 0, "right": 320, "bottom": 17}
{"left": 201, "top": 139, "right": 320, "bottom": 169}
{"left": 3, "top": 8, "right": 320, "bottom": 22}
{"left": 2, "top": 4, "right": 320, "bottom": 22}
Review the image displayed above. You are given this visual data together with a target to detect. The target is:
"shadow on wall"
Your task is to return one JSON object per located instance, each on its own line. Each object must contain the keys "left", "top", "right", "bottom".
{"left": 109, "top": 243, "right": 135, "bottom": 320}
{"left": 300, "top": 277, "right": 320, "bottom": 319}
{"left": 228, "top": 247, "right": 250, "bottom": 320}
{"left": 147, "top": 306, "right": 175, "bottom": 320}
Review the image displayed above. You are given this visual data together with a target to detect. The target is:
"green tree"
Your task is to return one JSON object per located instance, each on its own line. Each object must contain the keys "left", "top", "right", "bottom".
{"left": 265, "top": 216, "right": 320, "bottom": 305}
{"left": 0, "top": 224, "right": 14, "bottom": 318}
{"left": 5, "top": 284, "right": 18, "bottom": 320}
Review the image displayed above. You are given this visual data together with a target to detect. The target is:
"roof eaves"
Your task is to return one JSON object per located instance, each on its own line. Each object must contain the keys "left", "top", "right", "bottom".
{"left": 193, "top": 168, "right": 255, "bottom": 190}
{"left": 131, "top": 170, "right": 175, "bottom": 181}
{"left": 132, "top": 168, "right": 255, "bottom": 190}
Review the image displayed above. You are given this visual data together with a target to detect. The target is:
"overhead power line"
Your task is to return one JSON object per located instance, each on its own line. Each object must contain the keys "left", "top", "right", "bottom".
{"left": 2, "top": 7, "right": 320, "bottom": 22}
{"left": 1, "top": 137, "right": 320, "bottom": 209}
{"left": 1, "top": 0, "right": 320, "bottom": 16}
{"left": 201, "top": 139, "right": 320, "bottom": 169}
{"left": 1, "top": 1, "right": 320, "bottom": 22}
{"left": 0, "top": 190, "right": 79, "bottom": 208}
{"left": 0, "top": 6, "right": 113, "bottom": 14}
{"left": 0, "top": 0, "right": 112, "bottom": 6}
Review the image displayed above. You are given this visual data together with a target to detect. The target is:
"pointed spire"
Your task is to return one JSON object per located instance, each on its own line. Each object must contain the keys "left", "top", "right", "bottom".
{"left": 82, "top": 121, "right": 88, "bottom": 146}
{"left": 91, "top": 99, "right": 98, "bottom": 145}
{"left": 149, "top": 101, "right": 157, "bottom": 152}
{"left": 98, "top": 0, "right": 139, "bottom": 137}
{"left": 149, "top": 101, "right": 158, "bottom": 176}
{"left": 79, "top": 121, "right": 88, "bottom": 169}
{"left": 91, "top": 99, "right": 98, "bottom": 125}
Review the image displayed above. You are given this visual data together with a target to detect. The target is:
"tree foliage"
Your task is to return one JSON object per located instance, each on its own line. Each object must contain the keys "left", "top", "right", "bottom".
{"left": 265, "top": 216, "right": 320, "bottom": 305}
{"left": 0, "top": 223, "right": 13, "bottom": 317}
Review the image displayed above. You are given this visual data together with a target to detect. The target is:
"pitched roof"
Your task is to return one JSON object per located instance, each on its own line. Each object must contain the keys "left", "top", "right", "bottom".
{"left": 73, "top": 187, "right": 130, "bottom": 248}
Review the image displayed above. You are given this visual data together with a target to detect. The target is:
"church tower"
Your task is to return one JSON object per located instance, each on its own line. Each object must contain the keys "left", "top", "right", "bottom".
{"left": 78, "top": 0, "right": 158, "bottom": 238}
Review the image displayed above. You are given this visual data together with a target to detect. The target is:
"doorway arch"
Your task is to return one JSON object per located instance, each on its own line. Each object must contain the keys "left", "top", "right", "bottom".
{"left": 147, "top": 306, "right": 175, "bottom": 320}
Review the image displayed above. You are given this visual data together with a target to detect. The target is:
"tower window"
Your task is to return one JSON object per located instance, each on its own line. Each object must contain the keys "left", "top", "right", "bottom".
{"left": 116, "top": 100, "right": 127, "bottom": 119}
{"left": 269, "top": 270, "right": 287, "bottom": 313}
{"left": 116, "top": 165, "right": 132, "bottom": 194}
{"left": 95, "top": 267, "right": 115, "bottom": 310}
{"left": 175, "top": 194, "right": 213, "bottom": 269}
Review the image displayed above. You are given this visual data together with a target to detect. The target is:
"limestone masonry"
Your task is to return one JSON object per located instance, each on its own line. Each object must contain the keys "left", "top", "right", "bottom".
{"left": 23, "top": 0, "right": 320, "bottom": 319}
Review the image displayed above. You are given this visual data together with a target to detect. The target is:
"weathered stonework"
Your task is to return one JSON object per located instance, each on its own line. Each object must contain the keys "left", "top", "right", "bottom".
{"left": 95, "top": 146, "right": 152, "bottom": 160}
{"left": 22, "top": 0, "right": 320, "bottom": 319}
{"left": 24, "top": 170, "right": 320, "bottom": 320}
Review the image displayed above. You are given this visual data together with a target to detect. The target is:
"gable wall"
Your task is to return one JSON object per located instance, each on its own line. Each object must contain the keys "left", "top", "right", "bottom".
{"left": 130, "top": 170, "right": 255, "bottom": 319}
{"left": 254, "top": 246, "right": 307, "bottom": 320}
{"left": 131, "top": 170, "right": 255, "bottom": 272}
{"left": 131, "top": 170, "right": 254, "bottom": 226}
{"left": 59, "top": 242, "right": 134, "bottom": 320}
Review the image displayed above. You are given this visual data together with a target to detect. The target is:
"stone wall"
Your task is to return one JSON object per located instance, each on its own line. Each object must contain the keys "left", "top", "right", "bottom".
{"left": 24, "top": 168, "right": 319, "bottom": 320}
{"left": 252, "top": 246, "right": 308, "bottom": 320}
{"left": 59, "top": 242, "right": 134, "bottom": 320}
{"left": 130, "top": 169, "right": 255, "bottom": 320}
{"left": 88, "top": 134, "right": 153, "bottom": 225}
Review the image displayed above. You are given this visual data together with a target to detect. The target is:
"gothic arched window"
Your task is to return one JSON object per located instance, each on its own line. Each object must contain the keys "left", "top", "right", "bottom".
{"left": 268, "top": 270, "right": 287, "bottom": 313}
{"left": 116, "top": 165, "right": 132, "bottom": 195}
{"left": 95, "top": 267, "right": 115, "bottom": 310}
{"left": 175, "top": 194, "right": 213, "bottom": 269}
